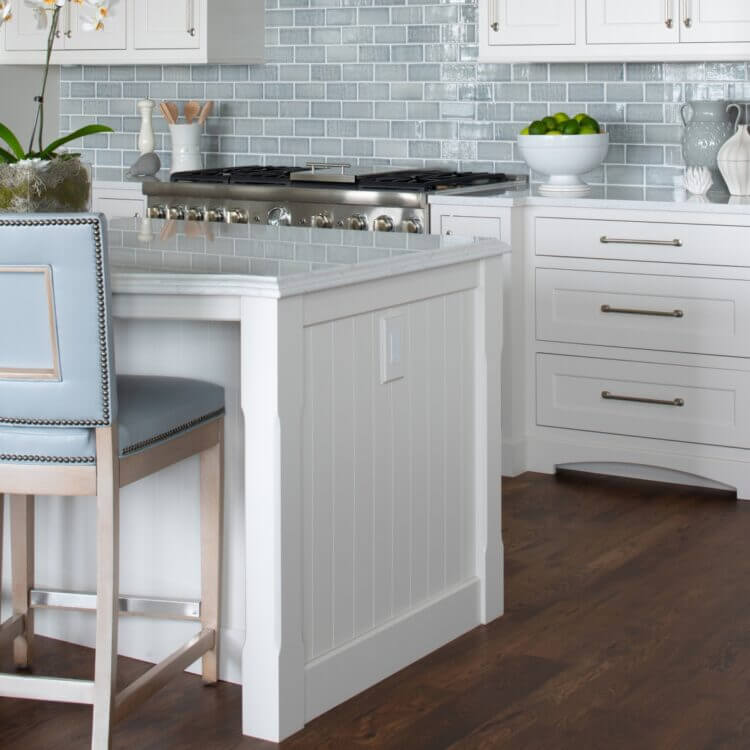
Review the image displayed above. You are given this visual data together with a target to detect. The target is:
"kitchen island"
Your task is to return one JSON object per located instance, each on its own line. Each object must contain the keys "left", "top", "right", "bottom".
{"left": 11, "top": 217, "right": 507, "bottom": 743}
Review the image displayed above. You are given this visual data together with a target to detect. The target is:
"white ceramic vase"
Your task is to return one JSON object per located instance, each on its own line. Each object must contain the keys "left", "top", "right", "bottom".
{"left": 717, "top": 104, "right": 750, "bottom": 196}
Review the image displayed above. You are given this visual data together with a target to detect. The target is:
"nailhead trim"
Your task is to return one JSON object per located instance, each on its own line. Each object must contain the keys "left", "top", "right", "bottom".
{"left": 0, "top": 216, "right": 113, "bottom": 428}
{"left": 0, "top": 453, "right": 95, "bottom": 465}
{"left": 120, "top": 409, "right": 225, "bottom": 456}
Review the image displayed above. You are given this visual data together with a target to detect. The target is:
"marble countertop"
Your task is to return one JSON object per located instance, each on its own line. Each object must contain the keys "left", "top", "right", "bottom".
{"left": 108, "top": 217, "right": 508, "bottom": 298}
{"left": 430, "top": 184, "right": 750, "bottom": 214}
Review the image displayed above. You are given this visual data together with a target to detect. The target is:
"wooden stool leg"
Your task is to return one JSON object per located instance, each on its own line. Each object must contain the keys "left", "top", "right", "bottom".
{"left": 200, "top": 421, "right": 224, "bottom": 684}
{"left": 92, "top": 427, "right": 120, "bottom": 750}
{"left": 10, "top": 494, "right": 34, "bottom": 669}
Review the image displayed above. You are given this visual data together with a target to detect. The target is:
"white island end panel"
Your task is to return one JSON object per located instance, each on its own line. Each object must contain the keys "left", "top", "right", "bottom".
{"left": 303, "top": 289, "right": 477, "bottom": 662}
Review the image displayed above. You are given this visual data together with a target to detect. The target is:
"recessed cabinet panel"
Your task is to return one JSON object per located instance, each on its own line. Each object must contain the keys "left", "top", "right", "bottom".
{"left": 680, "top": 0, "right": 750, "bottom": 43}
{"left": 440, "top": 215, "right": 502, "bottom": 240}
{"left": 65, "top": 3, "right": 126, "bottom": 50}
{"left": 134, "top": 0, "right": 201, "bottom": 50}
{"left": 586, "top": 0, "right": 680, "bottom": 44}
{"left": 3, "top": 2, "right": 53, "bottom": 51}
{"left": 488, "top": 0, "right": 575, "bottom": 46}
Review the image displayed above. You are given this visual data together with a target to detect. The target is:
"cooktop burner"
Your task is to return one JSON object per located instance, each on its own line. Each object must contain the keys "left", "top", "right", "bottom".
{"left": 171, "top": 165, "right": 520, "bottom": 192}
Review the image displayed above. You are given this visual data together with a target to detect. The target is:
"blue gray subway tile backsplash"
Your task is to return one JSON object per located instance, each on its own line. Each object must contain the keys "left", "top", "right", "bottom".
{"left": 58, "top": 0, "right": 750, "bottom": 186}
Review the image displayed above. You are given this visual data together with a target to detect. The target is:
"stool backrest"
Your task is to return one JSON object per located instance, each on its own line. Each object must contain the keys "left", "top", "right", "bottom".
{"left": 0, "top": 214, "right": 117, "bottom": 427}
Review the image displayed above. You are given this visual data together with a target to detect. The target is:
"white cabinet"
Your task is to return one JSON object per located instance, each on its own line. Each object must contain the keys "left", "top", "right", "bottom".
{"left": 478, "top": 0, "right": 750, "bottom": 61}
{"left": 93, "top": 182, "right": 146, "bottom": 219}
{"left": 680, "top": 0, "right": 750, "bottom": 43}
{"left": 486, "top": 0, "right": 576, "bottom": 46}
{"left": 586, "top": 0, "right": 679, "bottom": 44}
{"left": 439, "top": 213, "right": 503, "bottom": 240}
{"left": 134, "top": 0, "right": 200, "bottom": 50}
{"left": 1, "top": 0, "right": 264, "bottom": 64}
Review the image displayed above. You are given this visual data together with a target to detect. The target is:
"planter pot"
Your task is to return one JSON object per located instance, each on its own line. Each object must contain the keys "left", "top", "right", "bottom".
{"left": 0, "top": 157, "right": 91, "bottom": 213}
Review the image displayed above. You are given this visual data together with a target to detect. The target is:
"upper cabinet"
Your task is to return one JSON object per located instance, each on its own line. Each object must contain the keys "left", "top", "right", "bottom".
{"left": 487, "top": 0, "right": 576, "bottom": 47}
{"left": 134, "top": 0, "right": 201, "bottom": 50}
{"left": 479, "top": 0, "right": 750, "bottom": 61}
{"left": 0, "top": 0, "right": 264, "bottom": 64}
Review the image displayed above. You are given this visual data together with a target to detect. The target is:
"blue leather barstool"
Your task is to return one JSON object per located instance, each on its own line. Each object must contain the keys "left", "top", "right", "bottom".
{"left": 0, "top": 214, "right": 225, "bottom": 750}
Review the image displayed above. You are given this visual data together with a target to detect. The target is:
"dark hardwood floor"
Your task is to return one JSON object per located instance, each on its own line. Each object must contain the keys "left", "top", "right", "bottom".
{"left": 2, "top": 471, "right": 749, "bottom": 749}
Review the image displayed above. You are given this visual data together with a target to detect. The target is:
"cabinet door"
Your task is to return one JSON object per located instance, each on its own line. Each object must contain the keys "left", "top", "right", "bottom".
{"left": 65, "top": 2, "right": 126, "bottom": 50}
{"left": 680, "top": 0, "right": 750, "bottom": 43}
{"left": 3, "top": 2, "right": 56, "bottom": 51}
{"left": 134, "top": 0, "right": 201, "bottom": 49}
{"left": 587, "top": 0, "right": 680, "bottom": 44}
{"left": 487, "top": 0, "right": 575, "bottom": 46}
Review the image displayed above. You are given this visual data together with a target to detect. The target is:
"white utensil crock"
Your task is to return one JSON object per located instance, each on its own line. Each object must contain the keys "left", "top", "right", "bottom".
{"left": 169, "top": 123, "right": 202, "bottom": 174}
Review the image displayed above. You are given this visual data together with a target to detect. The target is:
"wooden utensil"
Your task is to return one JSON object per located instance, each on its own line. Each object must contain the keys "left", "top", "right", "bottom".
{"left": 159, "top": 101, "right": 176, "bottom": 125}
{"left": 198, "top": 100, "right": 214, "bottom": 125}
{"left": 184, "top": 100, "right": 201, "bottom": 124}
{"left": 165, "top": 101, "right": 179, "bottom": 124}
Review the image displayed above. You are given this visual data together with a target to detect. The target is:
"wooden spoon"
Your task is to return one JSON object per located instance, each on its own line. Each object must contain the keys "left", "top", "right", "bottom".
{"left": 159, "top": 101, "right": 176, "bottom": 125}
{"left": 198, "top": 100, "right": 214, "bottom": 125}
{"left": 165, "top": 101, "right": 179, "bottom": 124}
{"left": 184, "top": 100, "right": 201, "bottom": 124}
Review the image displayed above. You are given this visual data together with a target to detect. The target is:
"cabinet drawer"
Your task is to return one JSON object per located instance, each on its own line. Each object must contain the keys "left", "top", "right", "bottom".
{"left": 535, "top": 217, "right": 750, "bottom": 266}
{"left": 439, "top": 214, "right": 502, "bottom": 240}
{"left": 537, "top": 353, "right": 750, "bottom": 449}
{"left": 536, "top": 268, "right": 750, "bottom": 357}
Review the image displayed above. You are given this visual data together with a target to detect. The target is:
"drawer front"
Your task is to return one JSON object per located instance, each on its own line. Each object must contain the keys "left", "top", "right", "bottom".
{"left": 537, "top": 354, "right": 750, "bottom": 449}
{"left": 439, "top": 214, "right": 502, "bottom": 240}
{"left": 535, "top": 217, "right": 750, "bottom": 266}
{"left": 536, "top": 268, "right": 750, "bottom": 357}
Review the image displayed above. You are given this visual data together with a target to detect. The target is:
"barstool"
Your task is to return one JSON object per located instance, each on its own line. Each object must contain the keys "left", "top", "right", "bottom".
{"left": 0, "top": 214, "right": 225, "bottom": 749}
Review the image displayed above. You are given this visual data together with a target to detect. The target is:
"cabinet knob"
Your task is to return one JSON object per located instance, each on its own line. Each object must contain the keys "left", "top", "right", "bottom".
{"left": 188, "top": 27, "right": 197, "bottom": 36}
{"left": 445, "top": 230, "right": 453, "bottom": 236}
{"left": 490, "top": 22, "right": 499, "bottom": 31}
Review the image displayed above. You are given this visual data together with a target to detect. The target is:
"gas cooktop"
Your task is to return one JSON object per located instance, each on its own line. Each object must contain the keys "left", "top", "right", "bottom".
{"left": 171, "top": 164, "right": 523, "bottom": 192}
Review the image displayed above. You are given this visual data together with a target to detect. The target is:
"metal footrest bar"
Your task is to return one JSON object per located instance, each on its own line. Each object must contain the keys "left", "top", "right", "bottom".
{"left": 30, "top": 589, "right": 200, "bottom": 621}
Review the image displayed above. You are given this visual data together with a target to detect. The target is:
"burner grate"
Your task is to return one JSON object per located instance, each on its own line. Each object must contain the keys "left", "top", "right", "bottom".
{"left": 356, "top": 170, "right": 513, "bottom": 191}
{"left": 171, "top": 165, "right": 307, "bottom": 185}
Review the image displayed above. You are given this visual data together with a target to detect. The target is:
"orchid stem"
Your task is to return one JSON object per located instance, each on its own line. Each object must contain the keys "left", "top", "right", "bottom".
{"left": 28, "top": 5, "right": 60, "bottom": 156}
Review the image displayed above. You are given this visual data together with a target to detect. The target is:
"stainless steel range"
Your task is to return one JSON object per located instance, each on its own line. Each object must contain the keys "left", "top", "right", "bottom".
{"left": 143, "top": 162, "right": 526, "bottom": 234}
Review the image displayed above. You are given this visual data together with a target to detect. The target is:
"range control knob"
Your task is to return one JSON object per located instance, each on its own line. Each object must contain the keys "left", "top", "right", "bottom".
{"left": 165, "top": 206, "right": 185, "bottom": 221}
{"left": 345, "top": 214, "right": 368, "bottom": 231}
{"left": 205, "top": 208, "right": 224, "bottom": 223}
{"left": 226, "top": 208, "right": 250, "bottom": 224}
{"left": 184, "top": 207, "right": 205, "bottom": 221}
{"left": 402, "top": 216, "right": 423, "bottom": 234}
{"left": 373, "top": 215, "right": 394, "bottom": 232}
{"left": 147, "top": 205, "right": 167, "bottom": 219}
{"left": 267, "top": 206, "right": 292, "bottom": 227}
{"left": 312, "top": 212, "right": 333, "bottom": 229}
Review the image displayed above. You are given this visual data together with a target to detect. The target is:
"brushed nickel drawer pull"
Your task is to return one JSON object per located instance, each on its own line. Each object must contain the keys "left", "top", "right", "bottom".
{"left": 600, "top": 235, "right": 682, "bottom": 247}
{"left": 602, "top": 391, "right": 684, "bottom": 407}
{"left": 601, "top": 304, "right": 684, "bottom": 318}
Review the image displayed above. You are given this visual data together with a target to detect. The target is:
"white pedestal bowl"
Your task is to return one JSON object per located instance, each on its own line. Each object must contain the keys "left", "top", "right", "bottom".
{"left": 518, "top": 133, "right": 609, "bottom": 195}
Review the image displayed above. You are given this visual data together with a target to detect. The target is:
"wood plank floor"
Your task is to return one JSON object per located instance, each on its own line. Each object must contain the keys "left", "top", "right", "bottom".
{"left": 2, "top": 470, "right": 749, "bottom": 749}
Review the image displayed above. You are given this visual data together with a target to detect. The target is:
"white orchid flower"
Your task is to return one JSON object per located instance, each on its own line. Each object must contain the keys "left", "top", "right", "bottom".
{"left": 24, "top": 0, "right": 65, "bottom": 30}
{"left": 0, "top": 2, "right": 13, "bottom": 28}
{"left": 80, "top": 0, "right": 108, "bottom": 31}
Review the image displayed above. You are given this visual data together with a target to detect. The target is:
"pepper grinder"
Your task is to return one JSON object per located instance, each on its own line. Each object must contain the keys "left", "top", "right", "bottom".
{"left": 137, "top": 98, "right": 155, "bottom": 155}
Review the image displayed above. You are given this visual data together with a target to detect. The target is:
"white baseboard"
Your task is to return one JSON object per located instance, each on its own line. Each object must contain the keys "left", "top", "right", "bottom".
{"left": 502, "top": 438, "right": 527, "bottom": 477}
{"left": 304, "top": 578, "right": 481, "bottom": 723}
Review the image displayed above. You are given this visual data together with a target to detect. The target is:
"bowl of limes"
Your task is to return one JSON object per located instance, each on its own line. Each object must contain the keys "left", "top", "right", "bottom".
{"left": 517, "top": 112, "right": 609, "bottom": 195}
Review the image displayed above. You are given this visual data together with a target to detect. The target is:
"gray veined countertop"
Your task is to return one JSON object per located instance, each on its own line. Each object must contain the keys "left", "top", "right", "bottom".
{"left": 107, "top": 217, "right": 509, "bottom": 299}
{"left": 429, "top": 184, "right": 750, "bottom": 215}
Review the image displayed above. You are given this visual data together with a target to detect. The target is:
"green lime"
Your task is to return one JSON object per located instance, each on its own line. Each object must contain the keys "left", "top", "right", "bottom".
{"left": 574, "top": 112, "right": 588, "bottom": 123}
{"left": 553, "top": 111, "right": 569, "bottom": 124}
{"left": 561, "top": 120, "right": 581, "bottom": 135}
{"left": 528, "top": 120, "right": 547, "bottom": 135}
{"left": 580, "top": 116, "right": 600, "bottom": 133}
{"left": 546, "top": 130, "right": 562, "bottom": 136}
{"left": 519, "top": 126, "right": 530, "bottom": 135}
{"left": 542, "top": 116, "right": 557, "bottom": 131}
{"left": 580, "top": 125, "right": 598, "bottom": 134}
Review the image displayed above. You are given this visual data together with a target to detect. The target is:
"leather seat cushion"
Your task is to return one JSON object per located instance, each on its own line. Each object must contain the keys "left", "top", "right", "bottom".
{"left": 0, "top": 375, "right": 225, "bottom": 464}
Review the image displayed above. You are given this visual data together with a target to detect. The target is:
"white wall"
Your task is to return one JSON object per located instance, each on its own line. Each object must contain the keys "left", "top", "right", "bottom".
{"left": 0, "top": 66, "right": 59, "bottom": 149}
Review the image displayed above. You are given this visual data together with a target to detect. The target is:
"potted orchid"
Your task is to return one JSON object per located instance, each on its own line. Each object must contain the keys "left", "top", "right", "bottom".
{"left": 0, "top": 0, "right": 113, "bottom": 212}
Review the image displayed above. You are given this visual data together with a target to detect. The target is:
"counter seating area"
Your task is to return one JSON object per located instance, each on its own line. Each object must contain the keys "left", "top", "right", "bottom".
{"left": 0, "top": 215, "right": 226, "bottom": 750}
